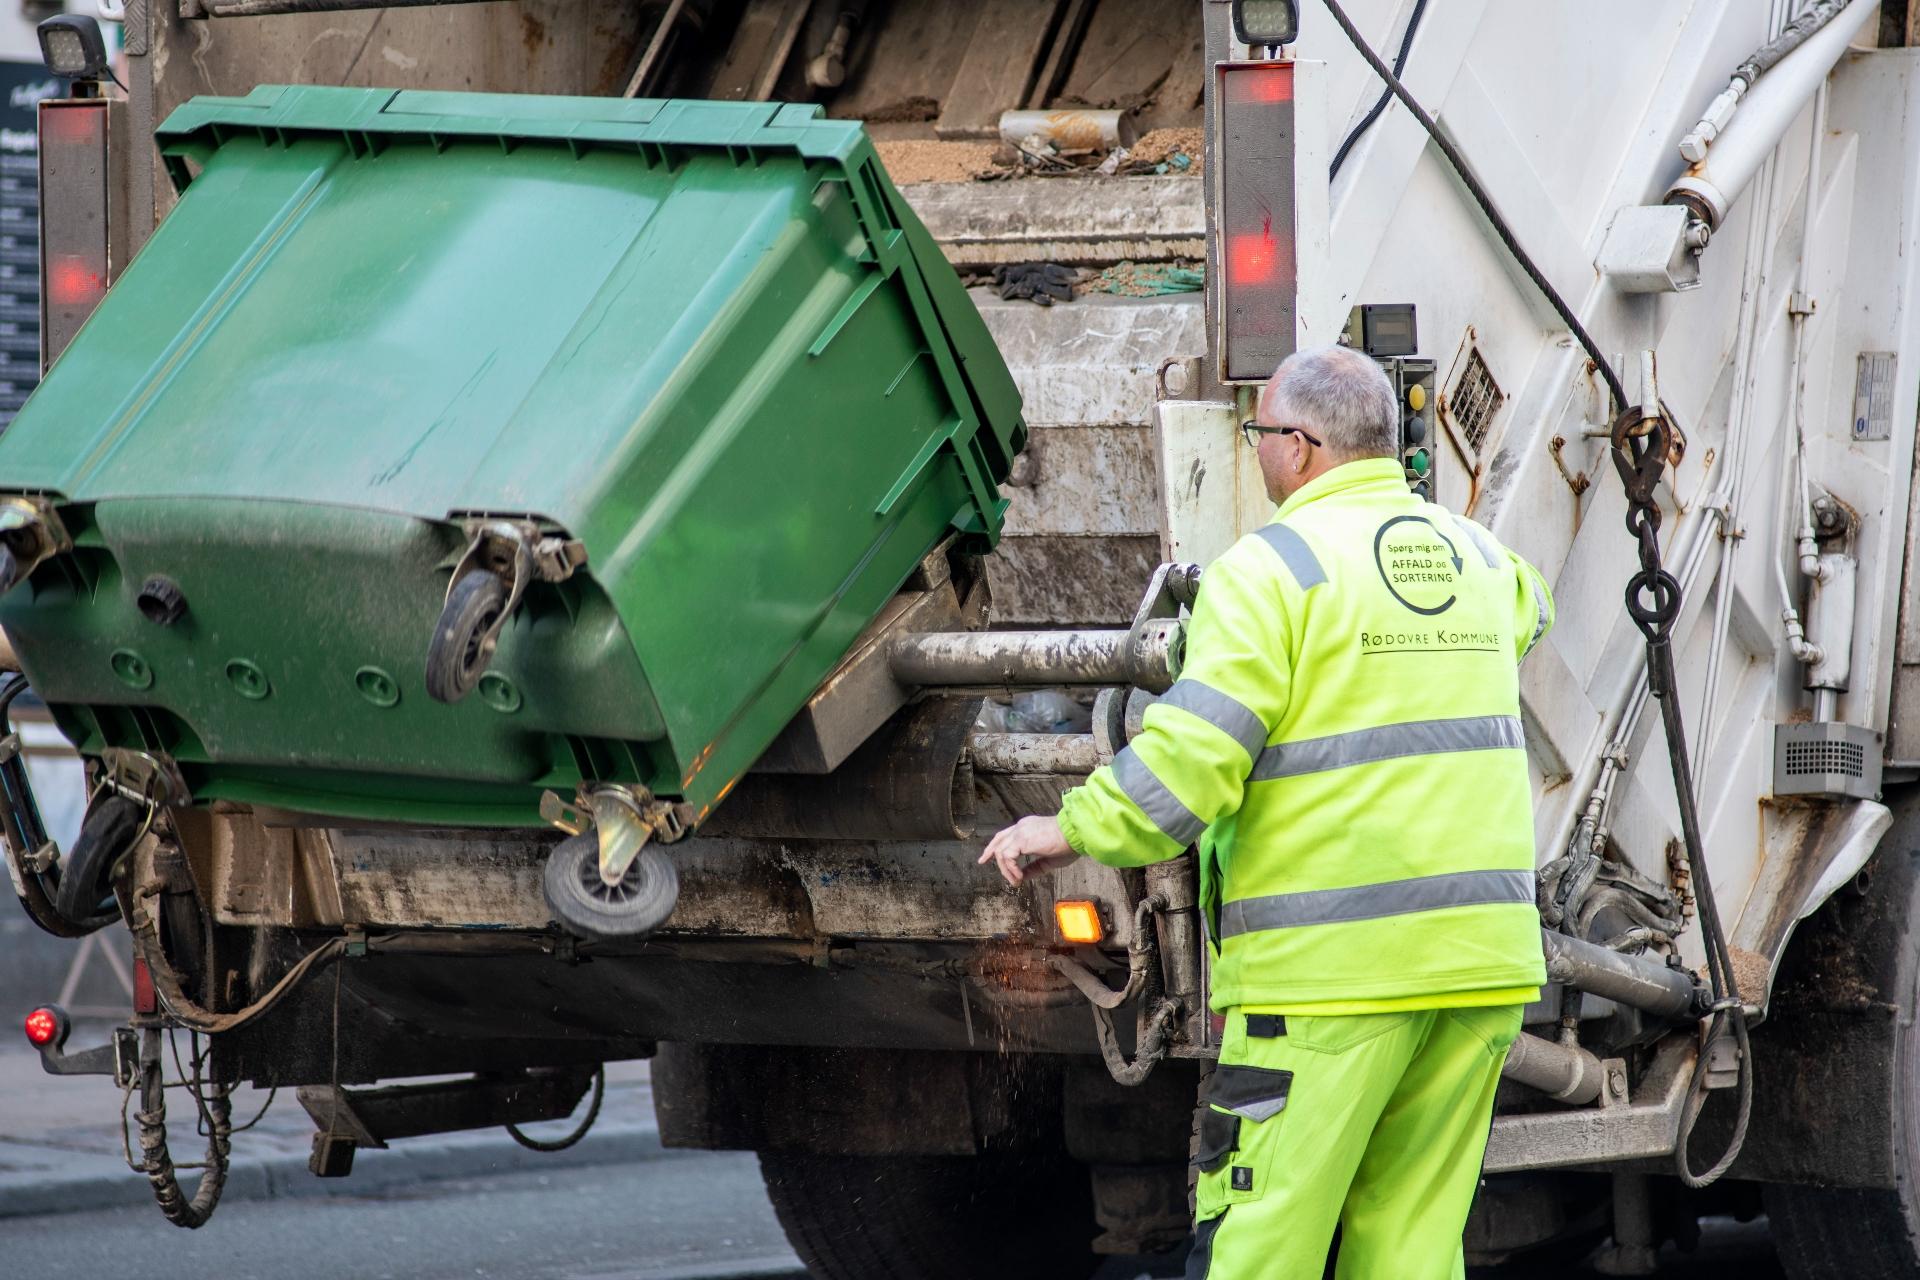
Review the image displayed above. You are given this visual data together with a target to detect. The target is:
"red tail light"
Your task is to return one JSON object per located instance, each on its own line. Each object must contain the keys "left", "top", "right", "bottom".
{"left": 132, "top": 955, "right": 157, "bottom": 1015}
{"left": 24, "top": 1005, "right": 62, "bottom": 1049}
{"left": 47, "top": 253, "right": 106, "bottom": 309}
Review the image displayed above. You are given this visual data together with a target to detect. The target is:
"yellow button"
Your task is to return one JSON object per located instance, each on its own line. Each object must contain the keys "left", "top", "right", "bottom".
{"left": 1407, "top": 383, "right": 1427, "bottom": 411}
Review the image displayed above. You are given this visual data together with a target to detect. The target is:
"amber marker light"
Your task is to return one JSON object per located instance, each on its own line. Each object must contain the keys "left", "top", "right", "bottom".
{"left": 1054, "top": 900, "right": 1105, "bottom": 946}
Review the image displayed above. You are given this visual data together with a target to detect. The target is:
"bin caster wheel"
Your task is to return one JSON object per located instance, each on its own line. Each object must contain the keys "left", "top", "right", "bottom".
{"left": 426, "top": 569, "right": 510, "bottom": 704}
{"left": 53, "top": 792, "right": 144, "bottom": 929}
{"left": 542, "top": 831, "right": 680, "bottom": 941}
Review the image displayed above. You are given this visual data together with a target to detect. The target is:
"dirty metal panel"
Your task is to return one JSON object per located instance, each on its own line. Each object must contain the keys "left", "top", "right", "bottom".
{"left": 328, "top": 827, "right": 554, "bottom": 930}
{"left": 1000, "top": 425, "right": 1159, "bottom": 538}
{"left": 707, "top": 0, "right": 812, "bottom": 102}
{"left": 1153, "top": 398, "right": 1271, "bottom": 567}
{"left": 816, "top": 2, "right": 983, "bottom": 126}
{"left": 779, "top": 841, "right": 1027, "bottom": 941}
{"left": 1049, "top": 0, "right": 1205, "bottom": 134}
{"left": 306, "top": 821, "right": 1051, "bottom": 941}
{"left": 1482, "top": 1037, "right": 1693, "bottom": 1173}
{"left": 973, "top": 292, "right": 1205, "bottom": 427}
{"left": 984, "top": 534, "right": 1161, "bottom": 626}
{"left": 149, "top": 1, "right": 652, "bottom": 163}
{"left": 662, "top": 840, "right": 817, "bottom": 937}
{"left": 177, "top": 805, "right": 340, "bottom": 927}
{"left": 976, "top": 772, "right": 1078, "bottom": 823}
{"left": 899, "top": 176, "right": 1203, "bottom": 268}
{"left": 935, "top": 0, "right": 1065, "bottom": 138}
{"left": 1730, "top": 797, "right": 1893, "bottom": 1013}
{"left": 709, "top": 697, "right": 981, "bottom": 841}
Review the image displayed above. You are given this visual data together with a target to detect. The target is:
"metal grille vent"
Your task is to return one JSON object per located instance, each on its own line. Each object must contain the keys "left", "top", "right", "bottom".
{"left": 1784, "top": 737, "right": 1866, "bottom": 779}
{"left": 1450, "top": 347, "right": 1504, "bottom": 453}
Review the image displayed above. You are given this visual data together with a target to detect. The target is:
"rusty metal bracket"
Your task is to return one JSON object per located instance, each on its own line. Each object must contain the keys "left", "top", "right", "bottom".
{"left": 98, "top": 747, "right": 190, "bottom": 809}
{"left": 449, "top": 519, "right": 586, "bottom": 602}
{"left": 446, "top": 519, "right": 587, "bottom": 679}
{"left": 0, "top": 496, "right": 72, "bottom": 594}
{"left": 1548, "top": 435, "right": 1591, "bottom": 497}
{"left": 1124, "top": 561, "right": 1200, "bottom": 692}
{"left": 540, "top": 782, "right": 692, "bottom": 887}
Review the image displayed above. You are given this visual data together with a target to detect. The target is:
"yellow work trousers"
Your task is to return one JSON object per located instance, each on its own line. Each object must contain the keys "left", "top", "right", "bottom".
{"left": 1189, "top": 1004, "right": 1523, "bottom": 1280}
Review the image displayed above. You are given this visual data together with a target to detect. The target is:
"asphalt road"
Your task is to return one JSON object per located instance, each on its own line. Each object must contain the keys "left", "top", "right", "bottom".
{"left": 0, "top": 1149, "right": 801, "bottom": 1280}
{"left": 0, "top": 1147, "right": 1785, "bottom": 1280}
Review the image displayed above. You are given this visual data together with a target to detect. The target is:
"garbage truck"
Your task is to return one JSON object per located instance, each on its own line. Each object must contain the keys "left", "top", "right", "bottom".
{"left": 8, "top": 0, "right": 1920, "bottom": 1274}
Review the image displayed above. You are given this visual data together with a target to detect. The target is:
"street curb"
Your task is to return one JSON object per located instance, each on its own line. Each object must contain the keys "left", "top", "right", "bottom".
{"left": 0, "top": 1120, "right": 669, "bottom": 1221}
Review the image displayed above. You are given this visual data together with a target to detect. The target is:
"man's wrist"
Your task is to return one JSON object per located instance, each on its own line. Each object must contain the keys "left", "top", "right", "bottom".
{"left": 1055, "top": 801, "right": 1089, "bottom": 860}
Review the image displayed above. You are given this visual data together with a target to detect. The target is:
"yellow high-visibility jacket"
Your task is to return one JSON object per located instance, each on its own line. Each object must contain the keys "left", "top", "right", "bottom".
{"left": 1056, "top": 457, "right": 1552, "bottom": 1013}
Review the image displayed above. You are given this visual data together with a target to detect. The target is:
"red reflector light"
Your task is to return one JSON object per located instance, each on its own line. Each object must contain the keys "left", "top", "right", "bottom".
{"left": 132, "top": 956, "right": 158, "bottom": 1015}
{"left": 1227, "top": 229, "right": 1282, "bottom": 285}
{"left": 24, "top": 1006, "right": 60, "bottom": 1048}
{"left": 41, "top": 102, "right": 104, "bottom": 147}
{"left": 1231, "top": 64, "right": 1293, "bottom": 105}
{"left": 48, "top": 253, "right": 106, "bottom": 308}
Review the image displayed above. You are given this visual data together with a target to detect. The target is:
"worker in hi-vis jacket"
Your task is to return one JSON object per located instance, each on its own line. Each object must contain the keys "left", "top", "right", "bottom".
{"left": 981, "top": 343, "right": 1554, "bottom": 1280}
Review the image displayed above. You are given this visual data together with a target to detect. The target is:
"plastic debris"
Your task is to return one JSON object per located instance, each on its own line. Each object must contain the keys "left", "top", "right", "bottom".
{"left": 1006, "top": 690, "right": 1093, "bottom": 735}
{"left": 1086, "top": 260, "right": 1206, "bottom": 297}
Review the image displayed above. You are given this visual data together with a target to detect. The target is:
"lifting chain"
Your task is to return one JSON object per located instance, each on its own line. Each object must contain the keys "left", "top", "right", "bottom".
{"left": 1607, "top": 402, "right": 1752, "bottom": 1188}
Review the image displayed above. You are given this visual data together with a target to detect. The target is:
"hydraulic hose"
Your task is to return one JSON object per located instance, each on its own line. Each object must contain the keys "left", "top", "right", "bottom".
{"left": 1680, "top": 1, "right": 1853, "bottom": 163}
{"left": 124, "top": 865, "right": 346, "bottom": 1035}
{"left": 1735, "top": 1, "right": 1853, "bottom": 90}
{"left": 0, "top": 675, "right": 114, "bottom": 937}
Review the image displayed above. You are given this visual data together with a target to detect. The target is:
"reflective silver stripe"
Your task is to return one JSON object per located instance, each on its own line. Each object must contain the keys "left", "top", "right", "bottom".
{"left": 1250, "top": 714, "right": 1523, "bottom": 781}
{"left": 1112, "top": 746, "right": 1206, "bottom": 846}
{"left": 1526, "top": 573, "right": 1551, "bottom": 653}
{"left": 1451, "top": 516, "right": 1501, "bottom": 569}
{"left": 1154, "top": 679, "right": 1268, "bottom": 762}
{"left": 1254, "top": 523, "right": 1326, "bottom": 590}
{"left": 1219, "top": 869, "right": 1535, "bottom": 938}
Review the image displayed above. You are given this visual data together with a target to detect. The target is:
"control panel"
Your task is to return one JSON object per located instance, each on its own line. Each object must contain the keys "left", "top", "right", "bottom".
{"left": 1345, "top": 305, "right": 1436, "bottom": 500}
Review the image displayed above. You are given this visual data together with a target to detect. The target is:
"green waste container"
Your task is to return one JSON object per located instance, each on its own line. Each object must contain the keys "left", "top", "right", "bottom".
{"left": 0, "top": 87, "right": 1025, "bottom": 832}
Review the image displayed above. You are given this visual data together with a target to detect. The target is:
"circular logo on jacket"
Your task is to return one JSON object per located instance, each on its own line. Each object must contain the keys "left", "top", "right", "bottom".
{"left": 1373, "top": 515, "right": 1462, "bottom": 615}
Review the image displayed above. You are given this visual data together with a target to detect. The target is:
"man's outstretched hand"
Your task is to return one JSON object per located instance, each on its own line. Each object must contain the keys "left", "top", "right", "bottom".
{"left": 979, "top": 815, "right": 1080, "bottom": 886}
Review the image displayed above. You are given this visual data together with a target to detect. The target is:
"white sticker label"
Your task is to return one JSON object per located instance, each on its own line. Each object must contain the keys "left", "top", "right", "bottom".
{"left": 1854, "top": 352, "right": 1896, "bottom": 441}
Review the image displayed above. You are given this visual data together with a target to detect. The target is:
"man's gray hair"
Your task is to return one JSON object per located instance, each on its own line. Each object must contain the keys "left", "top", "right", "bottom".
{"left": 1259, "top": 345, "right": 1399, "bottom": 460}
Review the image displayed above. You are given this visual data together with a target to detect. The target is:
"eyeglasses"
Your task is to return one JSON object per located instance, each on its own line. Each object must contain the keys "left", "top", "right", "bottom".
{"left": 1240, "top": 420, "right": 1323, "bottom": 449}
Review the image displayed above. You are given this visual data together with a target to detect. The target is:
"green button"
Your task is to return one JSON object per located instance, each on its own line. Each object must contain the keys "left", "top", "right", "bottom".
{"left": 1406, "top": 448, "right": 1431, "bottom": 477}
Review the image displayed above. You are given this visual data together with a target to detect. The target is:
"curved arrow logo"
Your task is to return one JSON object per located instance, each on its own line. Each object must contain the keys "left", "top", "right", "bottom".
{"left": 1372, "top": 515, "right": 1462, "bottom": 616}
